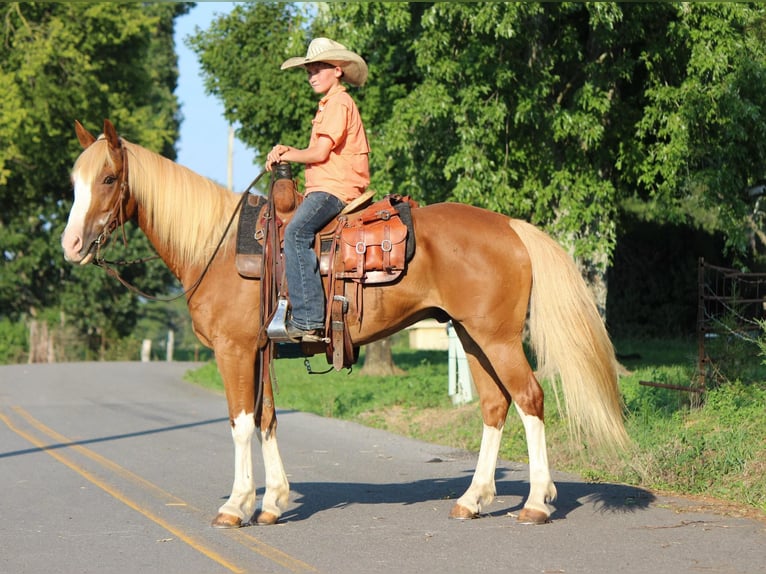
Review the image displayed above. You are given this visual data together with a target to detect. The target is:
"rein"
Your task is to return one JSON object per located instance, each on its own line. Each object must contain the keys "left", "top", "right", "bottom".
{"left": 93, "top": 163, "right": 269, "bottom": 302}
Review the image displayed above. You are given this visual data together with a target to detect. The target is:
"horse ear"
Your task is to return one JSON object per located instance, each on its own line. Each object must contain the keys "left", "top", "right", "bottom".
{"left": 102, "top": 119, "right": 120, "bottom": 148}
{"left": 102, "top": 119, "right": 123, "bottom": 170}
{"left": 74, "top": 120, "right": 96, "bottom": 149}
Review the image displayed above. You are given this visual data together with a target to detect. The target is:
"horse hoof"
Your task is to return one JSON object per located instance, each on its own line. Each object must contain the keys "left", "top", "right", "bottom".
{"left": 255, "top": 511, "right": 279, "bottom": 526}
{"left": 517, "top": 507, "right": 550, "bottom": 525}
{"left": 211, "top": 513, "right": 242, "bottom": 529}
{"left": 449, "top": 504, "right": 478, "bottom": 520}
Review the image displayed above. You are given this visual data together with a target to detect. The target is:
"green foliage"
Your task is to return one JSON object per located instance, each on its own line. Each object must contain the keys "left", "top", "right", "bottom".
{"left": 632, "top": 4, "right": 766, "bottom": 256}
{"left": 618, "top": 381, "right": 766, "bottom": 510}
{"left": 0, "top": 318, "right": 27, "bottom": 364}
{"left": 191, "top": 2, "right": 766, "bottom": 285}
{"left": 0, "top": 2, "right": 191, "bottom": 355}
{"left": 187, "top": 2, "right": 313, "bottom": 193}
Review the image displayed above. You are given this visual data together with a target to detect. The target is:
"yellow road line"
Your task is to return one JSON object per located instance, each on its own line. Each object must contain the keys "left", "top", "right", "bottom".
{"left": 11, "top": 405, "right": 189, "bottom": 503}
{"left": 6, "top": 406, "right": 317, "bottom": 572}
{"left": 0, "top": 409, "right": 245, "bottom": 573}
{"left": 231, "top": 534, "right": 318, "bottom": 573}
{"left": 4, "top": 406, "right": 317, "bottom": 573}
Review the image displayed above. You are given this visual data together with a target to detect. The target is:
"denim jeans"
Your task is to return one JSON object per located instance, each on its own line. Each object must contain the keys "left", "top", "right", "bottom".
{"left": 284, "top": 191, "right": 344, "bottom": 330}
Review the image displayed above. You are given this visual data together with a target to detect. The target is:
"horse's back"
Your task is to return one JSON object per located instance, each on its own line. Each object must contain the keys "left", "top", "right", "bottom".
{"left": 410, "top": 202, "right": 531, "bottom": 279}
{"left": 351, "top": 202, "right": 533, "bottom": 342}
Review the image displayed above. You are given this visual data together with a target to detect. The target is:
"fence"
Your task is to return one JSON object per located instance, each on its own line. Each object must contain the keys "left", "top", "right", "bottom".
{"left": 696, "top": 258, "right": 766, "bottom": 389}
{"left": 407, "top": 319, "right": 475, "bottom": 405}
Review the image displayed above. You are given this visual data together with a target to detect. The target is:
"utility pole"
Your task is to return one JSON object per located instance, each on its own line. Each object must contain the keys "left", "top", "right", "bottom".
{"left": 227, "top": 125, "right": 234, "bottom": 192}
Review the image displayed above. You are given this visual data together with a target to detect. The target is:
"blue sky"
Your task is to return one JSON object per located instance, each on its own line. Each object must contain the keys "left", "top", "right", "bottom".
{"left": 174, "top": 2, "right": 255, "bottom": 192}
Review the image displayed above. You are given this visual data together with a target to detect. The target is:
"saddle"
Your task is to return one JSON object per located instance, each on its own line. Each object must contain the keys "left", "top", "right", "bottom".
{"left": 235, "top": 165, "right": 417, "bottom": 370}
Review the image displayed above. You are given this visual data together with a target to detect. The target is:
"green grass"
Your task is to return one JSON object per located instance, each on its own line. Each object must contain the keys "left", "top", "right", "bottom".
{"left": 184, "top": 336, "right": 766, "bottom": 514}
{"left": 185, "top": 346, "right": 454, "bottom": 418}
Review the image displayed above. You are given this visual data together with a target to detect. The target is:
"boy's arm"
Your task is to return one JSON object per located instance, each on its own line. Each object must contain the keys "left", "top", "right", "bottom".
{"left": 266, "top": 135, "right": 333, "bottom": 170}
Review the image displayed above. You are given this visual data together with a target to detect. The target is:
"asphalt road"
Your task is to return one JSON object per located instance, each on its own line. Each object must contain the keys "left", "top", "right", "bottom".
{"left": 1, "top": 362, "right": 763, "bottom": 574}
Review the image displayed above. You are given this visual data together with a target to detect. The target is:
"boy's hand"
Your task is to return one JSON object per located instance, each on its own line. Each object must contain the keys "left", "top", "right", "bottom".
{"left": 266, "top": 144, "right": 290, "bottom": 171}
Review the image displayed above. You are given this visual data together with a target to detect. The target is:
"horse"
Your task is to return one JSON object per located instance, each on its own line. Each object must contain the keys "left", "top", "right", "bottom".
{"left": 61, "top": 119, "right": 629, "bottom": 528}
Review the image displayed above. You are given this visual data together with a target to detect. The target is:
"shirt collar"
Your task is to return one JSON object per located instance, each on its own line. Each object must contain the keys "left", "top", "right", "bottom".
{"left": 319, "top": 84, "right": 347, "bottom": 107}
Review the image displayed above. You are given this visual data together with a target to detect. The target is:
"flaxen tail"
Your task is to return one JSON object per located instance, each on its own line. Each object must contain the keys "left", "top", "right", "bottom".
{"left": 509, "top": 219, "right": 630, "bottom": 451}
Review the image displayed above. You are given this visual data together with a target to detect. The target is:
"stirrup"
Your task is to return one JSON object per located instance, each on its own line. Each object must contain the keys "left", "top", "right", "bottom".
{"left": 266, "top": 299, "right": 290, "bottom": 341}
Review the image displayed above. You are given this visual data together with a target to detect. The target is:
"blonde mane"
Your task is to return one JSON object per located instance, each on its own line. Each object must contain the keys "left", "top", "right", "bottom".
{"left": 73, "top": 138, "right": 240, "bottom": 268}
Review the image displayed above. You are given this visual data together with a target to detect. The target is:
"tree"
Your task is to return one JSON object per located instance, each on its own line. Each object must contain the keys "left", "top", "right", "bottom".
{"left": 188, "top": 2, "right": 312, "bottom": 191}
{"left": 191, "top": 2, "right": 766, "bottom": 315}
{"left": 0, "top": 2, "right": 190, "bottom": 358}
{"left": 328, "top": 3, "right": 766, "bottom": 278}
{"left": 630, "top": 3, "right": 766, "bottom": 259}
{"left": 360, "top": 339, "right": 406, "bottom": 376}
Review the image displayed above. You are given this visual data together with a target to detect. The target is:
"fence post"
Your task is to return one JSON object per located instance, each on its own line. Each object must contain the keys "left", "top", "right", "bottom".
{"left": 166, "top": 330, "right": 174, "bottom": 362}
{"left": 447, "top": 322, "right": 474, "bottom": 405}
{"left": 141, "top": 339, "right": 152, "bottom": 362}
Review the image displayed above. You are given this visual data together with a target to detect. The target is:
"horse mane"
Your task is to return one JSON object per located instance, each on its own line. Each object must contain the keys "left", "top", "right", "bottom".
{"left": 74, "top": 138, "right": 239, "bottom": 268}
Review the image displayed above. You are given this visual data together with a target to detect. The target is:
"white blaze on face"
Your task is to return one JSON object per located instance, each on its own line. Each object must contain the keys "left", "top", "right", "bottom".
{"left": 61, "top": 170, "right": 93, "bottom": 263}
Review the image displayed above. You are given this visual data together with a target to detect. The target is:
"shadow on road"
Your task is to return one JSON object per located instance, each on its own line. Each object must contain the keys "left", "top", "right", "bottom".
{"left": 0, "top": 416, "right": 229, "bottom": 459}
{"left": 271, "top": 468, "right": 655, "bottom": 523}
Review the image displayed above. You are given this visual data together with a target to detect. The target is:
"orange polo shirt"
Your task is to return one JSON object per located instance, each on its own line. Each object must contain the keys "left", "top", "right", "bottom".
{"left": 304, "top": 85, "right": 370, "bottom": 203}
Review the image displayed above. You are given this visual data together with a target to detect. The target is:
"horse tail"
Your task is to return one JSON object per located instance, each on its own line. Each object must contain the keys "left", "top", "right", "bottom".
{"left": 509, "top": 219, "right": 630, "bottom": 452}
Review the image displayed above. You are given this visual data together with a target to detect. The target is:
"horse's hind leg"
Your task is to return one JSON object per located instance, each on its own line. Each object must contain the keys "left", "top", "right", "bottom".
{"left": 448, "top": 370, "right": 506, "bottom": 520}
{"left": 512, "top": 371, "right": 557, "bottom": 524}
{"left": 449, "top": 328, "right": 556, "bottom": 523}
{"left": 447, "top": 325, "right": 511, "bottom": 519}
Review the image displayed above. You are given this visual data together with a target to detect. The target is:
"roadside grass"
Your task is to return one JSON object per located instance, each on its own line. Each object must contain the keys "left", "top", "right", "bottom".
{"left": 184, "top": 336, "right": 766, "bottom": 514}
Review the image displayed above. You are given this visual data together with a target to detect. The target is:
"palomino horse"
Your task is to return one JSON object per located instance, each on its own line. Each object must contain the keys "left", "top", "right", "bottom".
{"left": 62, "top": 119, "right": 628, "bottom": 528}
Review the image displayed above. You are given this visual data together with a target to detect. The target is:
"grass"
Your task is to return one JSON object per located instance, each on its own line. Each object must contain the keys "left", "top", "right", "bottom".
{"left": 184, "top": 335, "right": 766, "bottom": 515}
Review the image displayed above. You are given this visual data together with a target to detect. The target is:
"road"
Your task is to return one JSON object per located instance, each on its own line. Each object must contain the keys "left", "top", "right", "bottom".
{"left": 1, "top": 362, "right": 763, "bottom": 574}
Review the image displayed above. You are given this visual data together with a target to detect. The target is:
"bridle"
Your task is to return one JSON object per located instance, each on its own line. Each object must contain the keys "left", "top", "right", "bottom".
{"left": 89, "top": 138, "right": 268, "bottom": 302}
{"left": 91, "top": 136, "right": 131, "bottom": 262}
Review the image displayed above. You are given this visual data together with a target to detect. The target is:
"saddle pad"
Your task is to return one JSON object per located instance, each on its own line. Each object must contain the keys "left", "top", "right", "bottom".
{"left": 235, "top": 193, "right": 267, "bottom": 278}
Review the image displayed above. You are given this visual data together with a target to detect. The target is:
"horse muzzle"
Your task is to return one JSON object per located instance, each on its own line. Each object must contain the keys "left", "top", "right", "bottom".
{"left": 61, "top": 227, "right": 101, "bottom": 265}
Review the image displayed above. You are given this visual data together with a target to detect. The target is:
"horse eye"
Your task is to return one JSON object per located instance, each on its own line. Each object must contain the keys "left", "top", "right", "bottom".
{"left": 103, "top": 175, "right": 116, "bottom": 185}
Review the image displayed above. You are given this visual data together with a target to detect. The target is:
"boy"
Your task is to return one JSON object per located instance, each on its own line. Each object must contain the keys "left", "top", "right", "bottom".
{"left": 266, "top": 38, "right": 370, "bottom": 342}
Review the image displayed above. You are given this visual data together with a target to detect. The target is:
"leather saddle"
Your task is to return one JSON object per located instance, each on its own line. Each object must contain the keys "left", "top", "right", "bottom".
{"left": 236, "top": 184, "right": 416, "bottom": 284}
{"left": 235, "top": 166, "right": 417, "bottom": 369}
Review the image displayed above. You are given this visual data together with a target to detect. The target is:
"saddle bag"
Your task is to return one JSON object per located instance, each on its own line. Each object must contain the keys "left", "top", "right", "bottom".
{"left": 337, "top": 216, "right": 408, "bottom": 282}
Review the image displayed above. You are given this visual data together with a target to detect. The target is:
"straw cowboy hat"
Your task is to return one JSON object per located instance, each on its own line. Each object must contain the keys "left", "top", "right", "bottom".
{"left": 281, "top": 38, "right": 368, "bottom": 87}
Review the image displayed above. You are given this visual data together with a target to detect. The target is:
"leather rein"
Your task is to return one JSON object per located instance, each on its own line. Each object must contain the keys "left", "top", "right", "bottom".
{"left": 91, "top": 141, "right": 268, "bottom": 302}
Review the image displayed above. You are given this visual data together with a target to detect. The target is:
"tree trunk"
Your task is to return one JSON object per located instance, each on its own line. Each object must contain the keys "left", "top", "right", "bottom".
{"left": 360, "top": 338, "right": 406, "bottom": 376}
{"left": 578, "top": 251, "right": 609, "bottom": 319}
{"left": 28, "top": 320, "right": 55, "bottom": 363}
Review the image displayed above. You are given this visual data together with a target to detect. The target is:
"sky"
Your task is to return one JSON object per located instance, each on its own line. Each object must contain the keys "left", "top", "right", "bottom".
{"left": 174, "top": 2, "right": 255, "bottom": 192}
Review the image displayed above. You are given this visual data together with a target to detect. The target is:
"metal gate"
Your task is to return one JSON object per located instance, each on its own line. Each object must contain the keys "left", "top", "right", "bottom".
{"left": 697, "top": 258, "right": 766, "bottom": 389}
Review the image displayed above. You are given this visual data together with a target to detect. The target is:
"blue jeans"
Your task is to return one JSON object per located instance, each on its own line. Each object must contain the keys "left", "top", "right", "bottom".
{"left": 284, "top": 191, "right": 344, "bottom": 330}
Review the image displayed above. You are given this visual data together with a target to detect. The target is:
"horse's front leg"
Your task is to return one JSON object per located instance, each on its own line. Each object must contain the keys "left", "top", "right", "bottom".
{"left": 254, "top": 372, "right": 290, "bottom": 525}
{"left": 211, "top": 352, "right": 290, "bottom": 528}
{"left": 210, "top": 347, "right": 259, "bottom": 528}
{"left": 212, "top": 409, "right": 258, "bottom": 528}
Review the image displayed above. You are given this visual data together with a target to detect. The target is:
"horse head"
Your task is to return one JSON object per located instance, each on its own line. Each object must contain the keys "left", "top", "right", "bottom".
{"left": 61, "top": 119, "right": 136, "bottom": 265}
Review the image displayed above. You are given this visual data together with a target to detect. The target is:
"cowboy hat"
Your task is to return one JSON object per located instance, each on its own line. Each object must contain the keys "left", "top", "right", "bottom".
{"left": 281, "top": 38, "right": 368, "bottom": 87}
